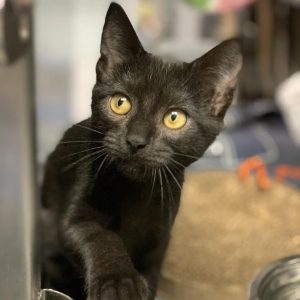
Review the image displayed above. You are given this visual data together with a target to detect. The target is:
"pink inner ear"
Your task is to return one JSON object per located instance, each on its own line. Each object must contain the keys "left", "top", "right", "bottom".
{"left": 211, "top": 90, "right": 226, "bottom": 117}
{"left": 211, "top": 84, "right": 236, "bottom": 118}
{"left": 209, "top": 55, "right": 242, "bottom": 118}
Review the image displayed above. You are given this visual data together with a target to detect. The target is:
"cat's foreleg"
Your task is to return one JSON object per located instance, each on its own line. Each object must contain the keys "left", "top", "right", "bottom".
{"left": 62, "top": 203, "right": 150, "bottom": 300}
{"left": 137, "top": 239, "right": 170, "bottom": 300}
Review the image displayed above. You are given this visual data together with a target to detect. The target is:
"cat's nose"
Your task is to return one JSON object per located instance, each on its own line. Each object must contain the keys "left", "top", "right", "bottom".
{"left": 126, "top": 134, "right": 147, "bottom": 153}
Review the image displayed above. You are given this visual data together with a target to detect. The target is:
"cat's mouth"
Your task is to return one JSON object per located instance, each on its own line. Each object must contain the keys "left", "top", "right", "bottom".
{"left": 120, "top": 156, "right": 165, "bottom": 169}
{"left": 113, "top": 154, "right": 166, "bottom": 180}
{"left": 107, "top": 145, "right": 166, "bottom": 167}
{"left": 115, "top": 161, "right": 154, "bottom": 181}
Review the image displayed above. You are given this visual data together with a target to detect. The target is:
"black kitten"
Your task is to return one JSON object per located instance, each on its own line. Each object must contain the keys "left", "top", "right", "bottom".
{"left": 41, "top": 3, "right": 242, "bottom": 300}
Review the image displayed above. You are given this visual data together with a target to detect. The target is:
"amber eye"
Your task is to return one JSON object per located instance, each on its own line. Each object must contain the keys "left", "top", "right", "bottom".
{"left": 110, "top": 94, "right": 132, "bottom": 115}
{"left": 163, "top": 110, "right": 187, "bottom": 129}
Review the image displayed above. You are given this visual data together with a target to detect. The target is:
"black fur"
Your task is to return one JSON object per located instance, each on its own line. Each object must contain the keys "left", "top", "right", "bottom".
{"left": 41, "top": 3, "right": 242, "bottom": 300}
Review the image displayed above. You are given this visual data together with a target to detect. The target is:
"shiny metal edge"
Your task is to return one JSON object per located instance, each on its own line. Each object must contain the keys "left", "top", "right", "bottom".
{"left": 248, "top": 255, "right": 300, "bottom": 300}
{"left": 39, "top": 289, "right": 74, "bottom": 300}
{"left": 0, "top": 1, "right": 7, "bottom": 63}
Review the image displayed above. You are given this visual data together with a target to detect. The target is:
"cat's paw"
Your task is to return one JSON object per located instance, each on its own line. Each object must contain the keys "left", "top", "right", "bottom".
{"left": 88, "top": 274, "right": 150, "bottom": 300}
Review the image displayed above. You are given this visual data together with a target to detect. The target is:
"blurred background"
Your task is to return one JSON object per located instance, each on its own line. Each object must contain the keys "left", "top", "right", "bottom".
{"left": 1, "top": 0, "right": 300, "bottom": 299}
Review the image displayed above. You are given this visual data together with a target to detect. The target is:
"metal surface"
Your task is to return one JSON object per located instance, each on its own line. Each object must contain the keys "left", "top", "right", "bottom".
{"left": 0, "top": 0, "right": 31, "bottom": 64}
{"left": 40, "top": 289, "right": 73, "bottom": 300}
{"left": 0, "top": 0, "right": 38, "bottom": 299}
{"left": 249, "top": 255, "right": 300, "bottom": 300}
{"left": 39, "top": 289, "right": 162, "bottom": 300}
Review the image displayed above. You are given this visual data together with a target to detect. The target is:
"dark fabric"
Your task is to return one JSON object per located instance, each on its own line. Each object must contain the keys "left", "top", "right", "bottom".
{"left": 189, "top": 103, "right": 300, "bottom": 189}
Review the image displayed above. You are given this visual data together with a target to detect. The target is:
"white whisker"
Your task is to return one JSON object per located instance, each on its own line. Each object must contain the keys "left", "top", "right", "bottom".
{"left": 169, "top": 157, "right": 185, "bottom": 169}
{"left": 105, "top": 155, "right": 114, "bottom": 169}
{"left": 60, "top": 140, "right": 103, "bottom": 144}
{"left": 165, "top": 165, "right": 182, "bottom": 191}
{"left": 162, "top": 166, "right": 174, "bottom": 226}
{"left": 151, "top": 168, "right": 157, "bottom": 198}
{"left": 158, "top": 168, "right": 164, "bottom": 216}
{"left": 63, "top": 146, "right": 106, "bottom": 158}
{"left": 95, "top": 154, "right": 109, "bottom": 178}
{"left": 146, "top": 168, "right": 157, "bottom": 208}
{"left": 74, "top": 124, "right": 105, "bottom": 135}
{"left": 173, "top": 152, "right": 199, "bottom": 160}
{"left": 87, "top": 151, "right": 107, "bottom": 167}
{"left": 62, "top": 149, "right": 106, "bottom": 172}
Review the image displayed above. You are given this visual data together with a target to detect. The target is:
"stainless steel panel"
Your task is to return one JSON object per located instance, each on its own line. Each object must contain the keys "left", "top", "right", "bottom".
{"left": 0, "top": 0, "right": 38, "bottom": 299}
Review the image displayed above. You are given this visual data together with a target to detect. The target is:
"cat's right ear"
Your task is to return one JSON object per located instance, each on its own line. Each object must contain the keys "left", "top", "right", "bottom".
{"left": 97, "top": 3, "right": 145, "bottom": 79}
{"left": 191, "top": 39, "right": 242, "bottom": 119}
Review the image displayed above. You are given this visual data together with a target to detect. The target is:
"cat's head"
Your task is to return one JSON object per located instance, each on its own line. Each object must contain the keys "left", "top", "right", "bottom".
{"left": 91, "top": 3, "right": 242, "bottom": 179}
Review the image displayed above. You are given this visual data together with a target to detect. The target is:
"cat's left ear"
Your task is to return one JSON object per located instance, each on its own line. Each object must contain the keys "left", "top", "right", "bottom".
{"left": 191, "top": 39, "right": 242, "bottom": 118}
{"left": 98, "top": 3, "right": 145, "bottom": 75}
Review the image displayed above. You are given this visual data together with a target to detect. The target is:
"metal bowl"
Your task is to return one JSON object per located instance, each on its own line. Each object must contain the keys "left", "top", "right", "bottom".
{"left": 249, "top": 255, "right": 300, "bottom": 300}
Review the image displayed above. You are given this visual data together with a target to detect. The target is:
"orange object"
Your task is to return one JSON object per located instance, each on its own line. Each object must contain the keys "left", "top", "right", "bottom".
{"left": 275, "top": 165, "right": 300, "bottom": 183}
{"left": 239, "top": 158, "right": 300, "bottom": 188}
{"left": 238, "top": 156, "right": 271, "bottom": 189}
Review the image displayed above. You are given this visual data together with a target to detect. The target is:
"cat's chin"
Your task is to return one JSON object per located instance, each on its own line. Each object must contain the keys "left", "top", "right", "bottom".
{"left": 115, "top": 161, "right": 156, "bottom": 182}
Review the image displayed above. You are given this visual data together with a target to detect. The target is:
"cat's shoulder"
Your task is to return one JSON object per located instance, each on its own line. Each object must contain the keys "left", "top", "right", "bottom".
{"left": 61, "top": 118, "right": 93, "bottom": 141}
{"left": 47, "top": 118, "right": 93, "bottom": 163}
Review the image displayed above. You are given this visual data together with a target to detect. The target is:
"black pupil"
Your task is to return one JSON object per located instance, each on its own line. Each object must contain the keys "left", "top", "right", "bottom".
{"left": 117, "top": 98, "right": 125, "bottom": 107}
{"left": 171, "top": 112, "right": 177, "bottom": 122}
